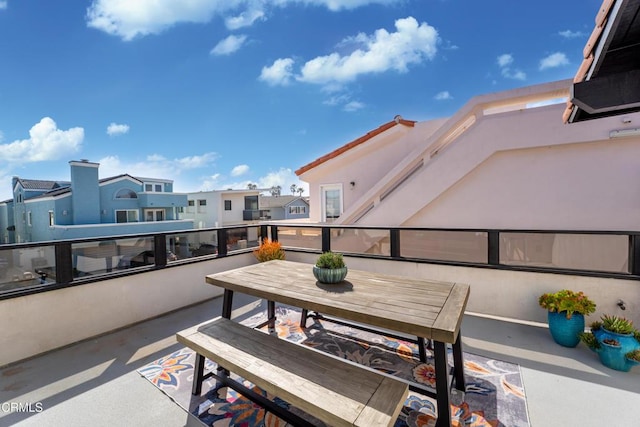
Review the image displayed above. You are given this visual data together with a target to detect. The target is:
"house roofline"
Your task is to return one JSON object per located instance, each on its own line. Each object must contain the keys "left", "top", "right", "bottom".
{"left": 295, "top": 115, "right": 416, "bottom": 176}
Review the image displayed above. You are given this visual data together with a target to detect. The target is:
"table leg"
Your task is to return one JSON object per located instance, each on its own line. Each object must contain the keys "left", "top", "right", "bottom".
{"left": 452, "top": 331, "right": 465, "bottom": 391}
{"left": 434, "top": 341, "right": 452, "bottom": 427}
{"left": 222, "top": 289, "right": 234, "bottom": 319}
{"left": 300, "top": 309, "right": 308, "bottom": 327}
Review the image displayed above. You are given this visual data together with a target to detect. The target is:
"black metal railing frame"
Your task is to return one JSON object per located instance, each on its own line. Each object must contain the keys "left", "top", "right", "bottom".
{"left": 1, "top": 224, "right": 638, "bottom": 301}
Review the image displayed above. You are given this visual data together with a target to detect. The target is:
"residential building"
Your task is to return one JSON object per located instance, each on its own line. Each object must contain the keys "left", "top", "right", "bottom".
{"left": 296, "top": 79, "right": 640, "bottom": 233}
{"left": 0, "top": 160, "right": 192, "bottom": 243}
{"left": 183, "top": 189, "right": 268, "bottom": 228}
{"left": 259, "top": 195, "right": 310, "bottom": 220}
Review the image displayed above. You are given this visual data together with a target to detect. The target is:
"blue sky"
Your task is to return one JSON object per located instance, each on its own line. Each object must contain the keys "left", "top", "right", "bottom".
{"left": 0, "top": 0, "right": 599, "bottom": 201}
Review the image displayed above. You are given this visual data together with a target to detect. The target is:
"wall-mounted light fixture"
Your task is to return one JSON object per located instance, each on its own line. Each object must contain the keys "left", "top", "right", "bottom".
{"left": 62, "top": 210, "right": 68, "bottom": 216}
{"left": 609, "top": 128, "right": 640, "bottom": 139}
{"left": 350, "top": 181, "right": 355, "bottom": 189}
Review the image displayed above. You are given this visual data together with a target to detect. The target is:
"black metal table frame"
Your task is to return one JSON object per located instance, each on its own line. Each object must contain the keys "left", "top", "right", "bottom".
{"left": 192, "top": 289, "right": 465, "bottom": 427}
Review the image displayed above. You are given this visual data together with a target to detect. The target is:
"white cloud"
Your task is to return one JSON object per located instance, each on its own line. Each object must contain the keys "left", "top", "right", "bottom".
{"left": 559, "top": 29, "right": 585, "bottom": 39}
{"left": 106, "top": 122, "right": 130, "bottom": 136}
{"left": 225, "top": 7, "right": 264, "bottom": 30}
{"left": 0, "top": 117, "right": 83, "bottom": 163}
{"left": 434, "top": 91, "right": 452, "bottom": 100}
{"left": 197, "top": 167, "right": 309, "bottom": 194}
{"left": 259, "top": 58, "right": 295, "bottom": 86}
{"left": 539, "top": 52, "right": 569, "bottom": 70}
{"left": 497, "top": 53, "right": 526, "bottom": 81}
{"left": 343, "top": 101, "right": 364, "bottom": 112}
{"left": 231, "top": 164, "right": 250, "bottom": 176}
{"left": 497, "top": 54, "right": 513, "bottom": 68}
{"left": 97, "top": 152, "right": 217, "bottom": 179}
{"left": 295, "top": 16, "right": 438, "bottom": 85}
{"left": 86, "top": 0, "right": 401, "bottom": 40}
{"left": 0, "top": 1, "right": 7, "bottom": 10}
{"left": 211, "top": 34, "right": 248, "bottom": 55}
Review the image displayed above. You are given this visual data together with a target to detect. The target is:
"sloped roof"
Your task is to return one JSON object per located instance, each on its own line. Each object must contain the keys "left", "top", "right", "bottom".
{"left": 295, "top": 115, "right": 416, "bottom": 176}
{"left": 259, "top": 195, "right": 309, "bottom": 208}
{"left": 17, "top": 179, "right": 68, "bottom": 191}
{"left": 565, "top": 0, "right": 640, "bottom": 123}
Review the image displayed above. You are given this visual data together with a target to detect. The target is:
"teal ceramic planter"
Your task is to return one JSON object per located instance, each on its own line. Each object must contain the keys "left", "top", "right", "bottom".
{"left": 312, "top": 266, "right": 347, "bottom": 284}
{"left": 593, "top": 327, "right": 640, "bottom": 372}
{"left": 547, "top": 311, "right": 585, "bottom": 347}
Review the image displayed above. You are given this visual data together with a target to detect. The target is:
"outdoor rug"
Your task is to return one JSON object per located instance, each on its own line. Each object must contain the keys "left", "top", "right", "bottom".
{"left": 139, "top": 306, "right": 530, "bottom": 426}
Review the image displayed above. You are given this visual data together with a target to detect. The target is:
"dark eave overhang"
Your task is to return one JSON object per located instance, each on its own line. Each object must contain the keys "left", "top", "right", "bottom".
{"left": 567, "top": 0, "right": 640, "bottom": 123}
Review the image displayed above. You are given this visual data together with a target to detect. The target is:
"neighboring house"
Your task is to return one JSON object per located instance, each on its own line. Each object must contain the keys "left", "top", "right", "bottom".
{"left": 0, "top": 160, "right": 192, "bottom": 243}
{"left": 183, "top": 189, "right": 267, "bottom": 228}
{"left": 295, "top": 79, "right": 640, "bottom": 232}
{"left": 259, "top": 195, "right": 310, "bottom": 221}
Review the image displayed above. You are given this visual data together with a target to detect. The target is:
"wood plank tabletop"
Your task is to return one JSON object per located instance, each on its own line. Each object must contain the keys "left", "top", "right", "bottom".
{"left": 205, "top": 260, "right": 469, "bottom": 343}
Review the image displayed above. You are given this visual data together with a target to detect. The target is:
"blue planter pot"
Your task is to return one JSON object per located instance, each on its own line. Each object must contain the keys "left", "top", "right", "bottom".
{"left": 313, "top": 266, "right": 348, "bottom": 284}
{"left": 593, "top": 327, "right": 640, "bottom": 371}
{"left": 547, "top": 311, "right": 584, "bottom": 347}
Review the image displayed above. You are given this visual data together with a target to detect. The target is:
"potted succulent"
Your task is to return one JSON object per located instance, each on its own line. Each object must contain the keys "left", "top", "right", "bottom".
{"left": 313, "top": 251, "right": 347, "bottom": 284}
{"left": 580, "top": 315, "right": 640, "bottom": 371}
{"left": 253, "top": 238, "right": 285, "bottom": 262}
{"left": 538, "top": 289, "right": 596, "bottom": 347}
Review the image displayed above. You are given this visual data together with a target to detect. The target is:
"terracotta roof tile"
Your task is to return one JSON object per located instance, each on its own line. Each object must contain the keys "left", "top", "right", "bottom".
{"left": 295, "top": 116, "right": 416, "bottom": 176}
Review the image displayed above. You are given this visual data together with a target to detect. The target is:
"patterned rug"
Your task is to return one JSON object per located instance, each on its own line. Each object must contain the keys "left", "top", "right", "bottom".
{"left": 139, "top": 306, "right": 529, "bottom": 426}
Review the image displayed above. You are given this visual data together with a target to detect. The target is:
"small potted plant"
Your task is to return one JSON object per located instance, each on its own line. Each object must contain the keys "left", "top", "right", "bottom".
{"left": 581, "top": 314, "right": 640, "bottom": 371}
{"left": 538, "top": 289, "right": 596, "bottom": 347}
{"left": 253, "top": 238, "right": 285, "bottom": 262}
{"left": 313, "top": 251, "right": 347, "bottom": 284}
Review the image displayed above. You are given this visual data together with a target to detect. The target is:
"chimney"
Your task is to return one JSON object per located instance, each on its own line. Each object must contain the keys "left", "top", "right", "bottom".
{"left": 69, "top": 160, "right": 101, "bottom": 224}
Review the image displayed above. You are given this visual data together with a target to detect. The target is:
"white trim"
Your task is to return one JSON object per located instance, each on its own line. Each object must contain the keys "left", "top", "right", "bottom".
{"left": 24, "top": 192, "right": 71, "bottom": 203}
{"left": 99, "top": 175, "right": 143, "bottom": 186}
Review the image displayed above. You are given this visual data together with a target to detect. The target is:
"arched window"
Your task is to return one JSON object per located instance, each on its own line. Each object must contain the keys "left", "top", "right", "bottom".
{"left": 115, "top": 188, "right": 138, "bottom": 199}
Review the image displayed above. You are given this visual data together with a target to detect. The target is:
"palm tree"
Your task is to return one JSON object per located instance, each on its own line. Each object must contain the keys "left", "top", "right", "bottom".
{"left": 270, "top": 185, "right": 281, "bottom": 196}
{"left": 297, "top": 187, "right": 304, "bottom": 196}
{"left": 290, "top": 184, "right": 297, "bottom": 195}
{"left": 247, "top": 183, "right": 257, "bottom": 190}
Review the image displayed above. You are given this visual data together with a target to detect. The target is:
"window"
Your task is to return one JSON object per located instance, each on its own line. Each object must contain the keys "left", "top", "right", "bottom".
{"left": 145, "top": 209, "right": 164, "bottom": 221}
{"left": 187, "top": 200, "right": 195, "bottom": 213}
{"left": 244, "top": 195, "right": 258, "bottom": 210}
{"left": 27, "top": 211, "right": 32, "bottom": 226}
{"left": 289, "top": 206, "right": 307, "bottom": 215}
{"left": 48, "top": 211, "right": 54, "bottom": 227}
{"left": 144, "top": 183, "right": 163, "bottom": 192}
{"left": 224, "top": 200, "right": 232, "bottom": 211}
{"left": 321, "top": 184, "right": 343, "bottom": 222}
{"left": 197, "top": 199, "right": 206, "bottom": 213}
{"left": 115, "top": 188, "right": 137, "bottom": 199}
{"left": 116, "top": 210, "right": 139, "bottom": 223}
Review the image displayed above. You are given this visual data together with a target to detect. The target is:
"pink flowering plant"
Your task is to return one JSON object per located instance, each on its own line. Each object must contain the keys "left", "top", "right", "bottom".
{"left": 538, "top": 289, "right": 596, "bottom": 319}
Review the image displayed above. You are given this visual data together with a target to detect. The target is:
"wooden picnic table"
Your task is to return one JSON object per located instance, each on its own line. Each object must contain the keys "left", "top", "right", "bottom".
{"left": 205, "top": 260, "right": 470, "bottom": 427}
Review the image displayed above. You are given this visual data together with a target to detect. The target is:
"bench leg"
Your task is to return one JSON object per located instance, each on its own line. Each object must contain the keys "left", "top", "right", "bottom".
{"left": 267, "top": 300, "right": 276, "bottom": 329}
{"left": 434, "top": 341, "right": 452, "bottom": 427}
{"left": 192, "top": 353, "right": 205, "bottom": 395}
{"left": 452, "top": 331, "right": 465, "bottom": 392}
{"left": 417, "top": 336, "right": 428, "bottom": 362}
{"left": 300, "top": 309, "right": 308, "bottom": 327}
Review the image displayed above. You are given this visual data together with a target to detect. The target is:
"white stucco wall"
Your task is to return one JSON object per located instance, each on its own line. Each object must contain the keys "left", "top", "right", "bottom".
{"left": 0, "top": 254, "right": 256, "bottom": 367}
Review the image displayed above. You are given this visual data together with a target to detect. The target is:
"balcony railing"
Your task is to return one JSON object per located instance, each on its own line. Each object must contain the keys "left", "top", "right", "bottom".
{"left": 1, "top": 224, "right": 638, "bottom": 300}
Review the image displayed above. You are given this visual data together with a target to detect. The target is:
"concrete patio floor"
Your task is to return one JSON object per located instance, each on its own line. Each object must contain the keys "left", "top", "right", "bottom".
{"left": 1, "top": 294, "right": 638, "bottom": 427}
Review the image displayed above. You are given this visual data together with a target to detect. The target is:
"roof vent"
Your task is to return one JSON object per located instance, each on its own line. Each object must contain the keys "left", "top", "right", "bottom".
{"left": 394, "top": 115, "right": 403, "bottom": 123}
{"left": 80, "top": 159, "right": 89, "bottom": 162}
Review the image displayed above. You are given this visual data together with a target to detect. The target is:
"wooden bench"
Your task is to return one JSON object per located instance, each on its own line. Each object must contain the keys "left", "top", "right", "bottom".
{"left": 177, "top": 317, "right": 408, "bottom": 427}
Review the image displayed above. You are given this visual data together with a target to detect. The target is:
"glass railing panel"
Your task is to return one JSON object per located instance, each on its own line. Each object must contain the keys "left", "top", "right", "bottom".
{"left": 227, "top": 226, "right": 261, "bottom": 253}
{"left": 0, "top": 246, "right": 57, "bottom": 294}
{"left": 168, "top": 231, "right": 218, "bottom": 260}
{"left": 330, "top": 228, "right": 390, "bottom": 256}
{"left": 276, "top": 227, "right": 322, "bottom": 250}
{"left": 72, "top": 237, "right": 155, "bottom": 277}
{"left": 399, "top": 230, "right": 488, "bottom": 263}
{"left": 500, "top": 233, "right": 629, "bottom": 273}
